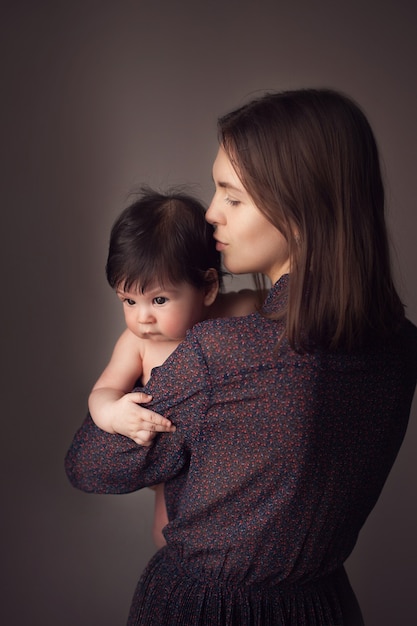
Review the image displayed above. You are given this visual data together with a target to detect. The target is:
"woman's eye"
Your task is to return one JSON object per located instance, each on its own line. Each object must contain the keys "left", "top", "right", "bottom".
{"left": 153, "top": 296, "right": 168, "bottom": 305}
{"left": 225, "top": 196, "right": 240, "bottom": 207}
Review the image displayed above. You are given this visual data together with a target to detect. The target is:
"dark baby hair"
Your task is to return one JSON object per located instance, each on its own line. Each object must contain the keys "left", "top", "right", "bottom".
{"left": 106, "top": 186, "right": 222, "bottom": 293}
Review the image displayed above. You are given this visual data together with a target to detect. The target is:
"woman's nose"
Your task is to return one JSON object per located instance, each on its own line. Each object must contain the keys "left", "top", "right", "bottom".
{"left": 205, "top": 195, "right": 223, "bottom": 226}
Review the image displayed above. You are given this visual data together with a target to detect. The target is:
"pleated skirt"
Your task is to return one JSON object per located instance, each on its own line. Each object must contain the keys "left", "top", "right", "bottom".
{"left": 127, "top": 550, "right": 364, "bottom": 626}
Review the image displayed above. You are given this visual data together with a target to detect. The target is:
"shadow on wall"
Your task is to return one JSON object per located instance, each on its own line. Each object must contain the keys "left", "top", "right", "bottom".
{"left": 1, "top": 1, "right": 416, "bottom": 625}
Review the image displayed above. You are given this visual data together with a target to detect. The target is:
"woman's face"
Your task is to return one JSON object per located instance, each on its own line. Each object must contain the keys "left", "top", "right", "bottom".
{"left": 206, "top": 146, "right": 290, "bottom": 284}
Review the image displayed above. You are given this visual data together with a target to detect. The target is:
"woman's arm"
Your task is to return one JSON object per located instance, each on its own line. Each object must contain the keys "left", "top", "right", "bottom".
{"left": 65, "top": 411, "right": 173, "bottom": 493}
{"left": 65, "top": 330, "right": 210, "bottom": 494}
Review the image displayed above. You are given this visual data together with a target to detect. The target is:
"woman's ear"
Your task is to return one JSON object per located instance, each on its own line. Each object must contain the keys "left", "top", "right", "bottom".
{"left": 203, "top": 268, "right": 220, "bottom": 306}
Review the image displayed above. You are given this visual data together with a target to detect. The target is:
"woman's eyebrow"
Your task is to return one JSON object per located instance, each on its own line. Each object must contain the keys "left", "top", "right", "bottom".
{"left": 219, "top": 181, "right": 242, "bottom": 192}
{"left": 212, "top": 176, "right": 243, "bottom": 194}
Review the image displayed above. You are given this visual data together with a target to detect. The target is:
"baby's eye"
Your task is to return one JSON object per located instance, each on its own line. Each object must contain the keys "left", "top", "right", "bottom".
{"left": 124, "top": 298, "right": 136, "bottom": 306}
{"left": 153, "top": 296, "right": 168, "bottom": 305}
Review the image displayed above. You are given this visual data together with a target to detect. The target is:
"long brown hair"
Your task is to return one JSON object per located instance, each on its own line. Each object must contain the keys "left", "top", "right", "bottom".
{"left": 218, "top": 88, "right": 404, "bottom": 351}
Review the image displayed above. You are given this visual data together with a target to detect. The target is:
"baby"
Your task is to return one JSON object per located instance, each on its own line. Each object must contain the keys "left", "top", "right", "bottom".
{"left": 89, "top": 187, "right": 261, "bottom": 547}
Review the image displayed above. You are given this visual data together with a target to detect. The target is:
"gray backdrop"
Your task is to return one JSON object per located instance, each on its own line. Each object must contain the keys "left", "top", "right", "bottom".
{"left": 1, "top": 1, "right": 416, "bottom": 625}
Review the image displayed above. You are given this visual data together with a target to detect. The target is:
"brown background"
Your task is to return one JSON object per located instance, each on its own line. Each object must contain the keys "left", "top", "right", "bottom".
{"left": 1, "top": 1, "right": 416, "bottom": 624}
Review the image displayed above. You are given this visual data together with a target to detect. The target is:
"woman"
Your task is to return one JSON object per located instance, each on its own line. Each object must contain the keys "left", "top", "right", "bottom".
{"left": 66, "top": 88, "right": 417, "bottom": 625}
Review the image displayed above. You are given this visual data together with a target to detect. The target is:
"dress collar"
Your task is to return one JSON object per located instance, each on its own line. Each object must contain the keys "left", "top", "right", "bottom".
{"left": 262, "top": 273, "right": 289, "bottom": 314}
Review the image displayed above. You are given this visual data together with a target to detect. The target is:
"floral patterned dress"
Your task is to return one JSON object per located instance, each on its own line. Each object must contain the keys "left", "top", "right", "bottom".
{"left": 66, "top": 276, "right": 417, "bottom": 625}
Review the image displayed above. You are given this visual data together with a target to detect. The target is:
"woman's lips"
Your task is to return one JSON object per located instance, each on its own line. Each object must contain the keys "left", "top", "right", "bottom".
{"left": 214, "top": 238, "right": 227, "bottom": 251}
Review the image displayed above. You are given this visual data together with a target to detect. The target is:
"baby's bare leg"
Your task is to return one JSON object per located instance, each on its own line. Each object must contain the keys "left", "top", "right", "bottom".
{"left": 152, "top": 483, "right": 169, "bottom": 549}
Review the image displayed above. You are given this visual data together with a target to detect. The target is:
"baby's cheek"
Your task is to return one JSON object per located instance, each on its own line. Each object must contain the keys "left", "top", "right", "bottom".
{"left": 161, "top": 318, "right": 188, "bottom": 340}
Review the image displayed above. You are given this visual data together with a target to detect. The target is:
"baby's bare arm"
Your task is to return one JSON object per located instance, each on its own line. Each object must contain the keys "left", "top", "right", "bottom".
{"left": 88, "top": 329, "right": 174, "bottom": 444}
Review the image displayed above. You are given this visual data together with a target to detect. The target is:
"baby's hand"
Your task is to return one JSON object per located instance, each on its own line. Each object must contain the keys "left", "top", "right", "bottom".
{"left": 111, "top": 392, "right": 175, "bottom": 446}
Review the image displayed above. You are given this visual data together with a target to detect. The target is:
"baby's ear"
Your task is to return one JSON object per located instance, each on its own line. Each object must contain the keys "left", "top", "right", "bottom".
{"left": 203, "top": 268, "right": 219, "bottom": 306}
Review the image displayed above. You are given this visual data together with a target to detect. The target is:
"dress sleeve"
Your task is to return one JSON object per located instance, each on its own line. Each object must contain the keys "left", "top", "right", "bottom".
{"left": 65, "top": 330, "right": 211, "bottom": 494}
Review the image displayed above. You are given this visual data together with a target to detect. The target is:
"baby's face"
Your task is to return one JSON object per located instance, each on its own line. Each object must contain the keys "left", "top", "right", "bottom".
{"left": 116, "top": 280, "right": 210, "bottom": 342}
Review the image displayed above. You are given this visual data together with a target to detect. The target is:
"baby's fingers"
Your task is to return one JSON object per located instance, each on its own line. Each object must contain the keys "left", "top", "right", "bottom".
{"left": 133, "top": 430, "right": 157, "bottom": 447}
{"left": 133, "top": 420, "right": 176, "bottom": 446}
{"left": 129, "top": 391, "right": 154, "bottom": 404}
{"left": 147, "top": 417, "right": 176, "bottom": 433}
{"left": 128, "top": 392, "right": 176, "bottom": 433}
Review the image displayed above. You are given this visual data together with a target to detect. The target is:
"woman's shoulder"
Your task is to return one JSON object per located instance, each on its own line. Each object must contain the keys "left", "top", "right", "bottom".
{"left": 209, "top": 289, "right": 267, "bottom": 319}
